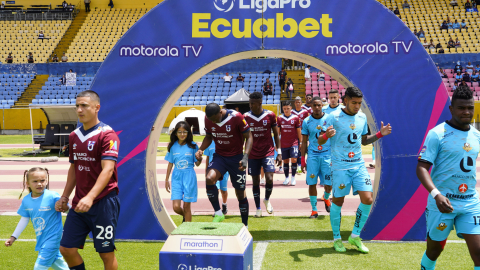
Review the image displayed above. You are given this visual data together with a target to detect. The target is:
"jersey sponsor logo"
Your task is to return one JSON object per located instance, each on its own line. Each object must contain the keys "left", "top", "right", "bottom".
{"left": 339, "top": 183, "right": 346, "bottom": 190}
{"left": 39, "top": 206, "right": 51, "bottom": 212}
{"left": 211, "top": 127, "right": 216, "bottom": 131}
{"left": 32, "top": 217, "right": 46, "bottom": 236}
{"left": 109, "top": 140, "right": 118, "bottom": 150}
{"left": 350, "top": 123, "right": 356, "bottom": 130}
{"left": 73, "top": 143, "right": 77, "bottom": 149}
{"left": 347, "top": 133, "right": 357, "bottom": 144}
{"left": 226, "top": 125, "right": 231, "bottom": 132}
{"left": 460, "top": 157, "right": 474, "bottom": 173}
{"left": 420, "top": 146, "right": 426, "bottom": 153}
{"left": 445, "top": 193, "right": 475, "bottom": 200}
{"left": 78, "top": 165, "right": 90, "bottom": 171}
{"left": 102, "top": 241, "right": 110, "bottom": 247}
{"left": 318, "top": 145, "right": 323, "bottom": 151}
{"left": 436, "top": 222, "right": 447, "bottom": 231}
{"left": 177, "top": 160, "right": 189, "bottom": 169}
{"left": 250, "top": 122, "right": 254, "bottom": 126}
{"left": 348, "top": 152, "right": 355, "bottom": 158}
{"left": 459, "top": 183, "right": 468, "bottom": 193}
{"left": 88, "top": 141, "right": 95, "bottom": 151}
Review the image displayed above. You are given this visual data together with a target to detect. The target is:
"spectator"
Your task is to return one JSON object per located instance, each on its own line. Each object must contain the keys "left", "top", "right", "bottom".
{"left": 463, "top": 72, "right": 471, "bottom": 82}
{"left": 59, "top": 75, "right": 66, "bottom": 85}
{"left": 223, "top": 72, "right": 232, "bottom": 84}
{"left": 422, "top": 39, "right": 429, "bottom": 48}
{"left": 454, "top": 61, "right": 463, "bottom": 73}
{"left": 394, "top": 7, "right": 400, "bottom": 15}
{"left": 466, "top": 62, "right": 474, "bottom": 73}
{"left": 452, "top": 20, "right": 460, "bottom": 29}
{"left": 447, "top": 21, "right": 453, "bottom": 29}
{"left": 321, "top": 98, "right": 328, "bottom": 106}
{"left": 62, "top": 0, "right": 68, "bottom": 8}
{"left": 472, "top": 70, "right": 479, "bottom": 82}
{"left": 108, "top": 0, "right": 114, "bottom": 9}
{"left": 476, "top": 64, "right": 480, "bottom": 72}
{"left": 304, "top": 65, "right": 311, "bottom": 81}
{"left": 0, "top": 3, "right": 4, "bottom": 9}
{"left": 52, "top": 54, "right": 59, "bottom": 62}
{"left": 84, "top": 0, "right": 91, "bottom": 12}
{"left": 437, "top": 43, "right": 445, "bottom": 53}
{"left": 453, "top": 81, "right": 458, "bottom": 91}
{"left": 61, "top": 53, "right": 68, "bottom": 62}
{"left": 428, "top": 40, "right": 435, "bottom": 49}
{"left": 318, "top": 71, "right": 325, "bottom": 81}
{"left": 441, "top": 21, "right": 448, "bottom": 30}
{"left": 447, "top": 38, "right": 455, "bottom": 48}
{"left": 455, "top": 38, "right": 461, "bottom": 47}
{"left": 27, "top": 52, "right": 34, "bottom": 63}
{"left": 278, "top": 67, "right": 287, "bottom": 92}
{"left": 236, "top": 73, "right": 244, "bottom": 82}
{"left": 450, "top": 0, "right": 458, "bottom": 6}
{"left": 446, "top": 17, "right": 452, "bottom": 23}
{"left": 461, "top": 19, "right": 467, "bottom": 29}
{"left": 263, "top": 78, "right": 273, "bottom": 96}
{"left": 460, "top": 81, "right": 468, "bottom": 87}
{"left": 402, "top": 1, "right": 410, "bottom": 8}
{"left": 465, "top": 0, "right": 472, "bottom": 9}
{"left": 413, "top": 29, "right": 418, "bottom": 37}
{"left": 286, "top": 78, "right": 294, "bottom": 100}
{"left": 38, "top": 31, "right": 45, "bottom": 42}
{"left": 5, "top": 53, "right": 13, "bottom": 63}
{"left": 418, "top": 28, "right": 425, "bottom": 38}
{"left": 455, "top": 71, "right": 463, "bottom": 83}
{"left": 439, "top": 68, "right": 447, "bottom": 78}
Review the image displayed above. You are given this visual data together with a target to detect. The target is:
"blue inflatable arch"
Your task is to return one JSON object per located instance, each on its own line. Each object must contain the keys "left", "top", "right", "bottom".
{"left": 91, "top": 0, "right": 451, "bottom": 241}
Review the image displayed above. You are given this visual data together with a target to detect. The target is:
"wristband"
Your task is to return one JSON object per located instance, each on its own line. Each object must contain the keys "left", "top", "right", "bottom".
{"left": 376, "top": 131, "right": 384, "bottom": 139}
{"left": 61, "top": 196, "right": 69, "bottom": 201}
{"left": 430, "top": 188, "right": 441, "bottom": 199}
{"left": 301, "top": 156, "right": 306, "bottom": 167}
{"left": 322, "top": 133, "right": 328, "bottom": 141}
{"left": 277, "top": 148, "right": 281, "bottom": 153}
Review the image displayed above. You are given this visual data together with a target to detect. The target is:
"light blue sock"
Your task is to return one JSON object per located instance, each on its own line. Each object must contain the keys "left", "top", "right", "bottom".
{"left": 352, "top": 203, "right": 372, "bottom": 236}
{"left": 330, "top": 203, "right": 342, "bottom": 240}
{"left": 475, "top": 267, "right": 480, "bottom": 270}
{"left": 324, "top": 191, "right": 331, "bottom": 200}
{"left": 421, "top": 252, "right": 436, "bottom": 270}
{"left": 372, "top": 144, "right": 375, "bottom": 162}
{"left": 309, "top": 196, "right": 317, "bottom": 211}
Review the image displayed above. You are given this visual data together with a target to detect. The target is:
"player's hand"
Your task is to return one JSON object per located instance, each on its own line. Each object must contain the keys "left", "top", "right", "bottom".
{"left": 239, "top": 154, "right": 248, "bottom": 171}
{"left": 380, "top": 121, "right": 392, "bottom": 136}
{"left": 301, "top": 165, "right": 306, "bottom": 173}
{"left": 165, "top": 180, "right": 171, "bottom": 193}
{"left": 197, "top": 155, "right": 203, "bottom": 162}
{"left": 435, "top": 194, "right": 454, "bottom": 213}
{"left": 275, "top": 154, "right": 282, "bottom": 167}
{"left": 55, "top": 197, "right": 69, "bottom": 212}
{"left": 195, "top": 150, "right": 204, "bottom": 161}
{"left": 75, "top": 196, "right": 93, "bottom": 213}
{"left": 325, "top": 126, "right": 336, "bottom": 138}
{"left": 4, "top": 237, "right": 15, "bottom": 247}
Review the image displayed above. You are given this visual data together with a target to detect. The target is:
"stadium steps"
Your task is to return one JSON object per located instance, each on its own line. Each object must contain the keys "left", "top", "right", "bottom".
{"left": 14, "top": 75, "right": 49, "bottom": 108}
{"left": 49, "top": 10, "right": 89, "bottom": 62}
{"left": 281, "top": 70, "right": 305, "bottom": 102}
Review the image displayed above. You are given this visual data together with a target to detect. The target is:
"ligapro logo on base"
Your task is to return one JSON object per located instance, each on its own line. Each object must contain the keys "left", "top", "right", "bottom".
{"left": 178, "top": 264, "right": 222, "bottom": 270}
{"left": 214, "top": 0, "right": 311, "bottom": 13}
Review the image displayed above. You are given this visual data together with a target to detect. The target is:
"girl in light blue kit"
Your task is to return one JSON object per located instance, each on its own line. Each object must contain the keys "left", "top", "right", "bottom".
{"left": 165, "top": 121, "right": 202, "bottom": 222}
{"left": 4, "top": 167, "right": 69, "bottom": 270}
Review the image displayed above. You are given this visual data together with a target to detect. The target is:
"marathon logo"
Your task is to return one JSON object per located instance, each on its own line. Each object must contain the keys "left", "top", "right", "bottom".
{"left": 180, "top": 239, "right": 223, "bottom": 251}
{"left": 445, "top": 193, "right": 475, "bottom": 200}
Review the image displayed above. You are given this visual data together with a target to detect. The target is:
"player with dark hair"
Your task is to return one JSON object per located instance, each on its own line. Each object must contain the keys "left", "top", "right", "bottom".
{"left": 278, "top": 101, "right": 302, "bottom": 186}
{"left": 302, "top": 94, "right": 313, "bottom": 114}
{"left": 417, "top": 85, "right": 480, "bottom": 270}
{"left": 196, "top": 103, "right": 253, "bottom": 226}
{"left": 292, "top": 96, "right": 310, "bottom": 174}
{"left": 301, "top": 96, "right": 332, "bottom": 218}
{"left": 55, "top": 90, "right": 121, "bottom": 270}
{"left": 323, "top": 89, "right": 345, "bottom": 114}
{"left": 244, "top": 92, "right": 282, "bottom": 217}
{"left": 319, "top": 87, "right": 392, "bottom": 253}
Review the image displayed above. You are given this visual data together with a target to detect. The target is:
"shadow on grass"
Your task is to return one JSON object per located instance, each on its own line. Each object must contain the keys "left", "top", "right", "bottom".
{"left": 279, "top": 216, "right": 326, "bottom": 221}
{"left": 250, "top": 230, "right": 353, "bottom": 241}
{"left": 289, "top": 247, "right": 364, "bottom": 261}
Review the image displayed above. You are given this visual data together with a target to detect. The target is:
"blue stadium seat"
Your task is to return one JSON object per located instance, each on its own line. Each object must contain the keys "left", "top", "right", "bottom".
{"left": 187, "top": 101, "right": 194, "bottom": 106}
{"left": 64, "top": 99, "right": 71, "bottom": 104}
{"left": 38, "top": 99, "right": 45, "bottom": 104}
{"left": 58, "top": 100, "right": 65, "bottom": 105}
{"left": 180, "top": 101, "right": 187, "bottom": 106}
{"left": 70, "top": 99, "right": 76, "bottom": 104}
{"left": 51, "top": 99, "right": 58, "bottom": 104}
{"left": 44, "top": 99, "right": 51, "bottom": 104}
{"left": 200, "top": 101, "right": 207, "bottom": 105}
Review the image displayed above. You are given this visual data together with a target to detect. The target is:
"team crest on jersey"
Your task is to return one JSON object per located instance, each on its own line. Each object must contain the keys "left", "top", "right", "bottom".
{"left": 109, "top": 140, "right": 118, "bottom": 150}
{"left": 263, "top": 120, "right": 268, "bottom": 126}
{"left": 436, "top": 222, "right": 447, "bottom": 231}
{"left": 350, "top": 123, "right": 356, "bottom": 130}
{"left": 463, "top": 143, "right": 472, "bottom": 152}
{"left": 316, "top": 125, "right": 322, "bottom": 130}
{"left": 310, "top": 174, "right": 315, "bottom": 178}
{"left": 339, "top": 183, "right": 346, "bottom": 190}
{"left": 226, "top": 125, "right": 231, "bottom": 132}
{"left": 87, "top": 141, "right": 95, "bottom": 151}
{"left": 459, "top": 183, "right": 468, "bottom": 193}
{"left": 291, "top": 120, "right": 294, "bottom": 124}
{"left": 318, "top": 145, "right": 323, "bottom": 151}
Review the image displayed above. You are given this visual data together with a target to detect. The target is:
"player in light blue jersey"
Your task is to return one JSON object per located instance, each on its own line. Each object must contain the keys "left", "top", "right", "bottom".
{"left": 322, "top": 89, "right": 345, "bottom": 115}
{"left": 301, "top": 96, "right": 332, "bottom": 218}
{"left": 204, "top": 141, "right": 229, "bottom": 216}
{"left": 319, "top": 87, "right": 392, "bottom": 253}
{"left": 165, "top": 121, "right": 202, "bottom": 222}
{"left": 5, "top": 167, "right": 69, "bottom": 270}
{"left": 417, "top": 86, "right": 480, "bottom": 270}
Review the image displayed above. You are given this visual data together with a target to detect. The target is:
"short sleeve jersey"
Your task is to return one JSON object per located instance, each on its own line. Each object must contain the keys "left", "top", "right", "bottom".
{"left": 204, "top": 140, "right": 216, "bottom": 162}
{"left": 302, "top": 113, "right": 330, "bottom": 157}
{"left": 323, "top": 104, "right": 345, "bottom": 114}
{"left": 302, "top": 104, "right": 313, "bottom": 114}
{"left": 278, "top": 114, "right": 301, "bottom": 148}
{"left": 204, "top": 109, "right": 250, "bottom": 157}
{"left": 292, "top": 108, "right": 310, "bottom": 126}
{"left": 165, "top": 141, "right": 199, "bottom": 170}
{"left": 17, "top": 190, "right": 63, "bottom": 251}
{"left": 419, "top": 121, "right": 480, "bottom": 208}
{"left": 244, "top": 109, "right": 277, "bottom": 159}
{"left": 69, "top": 122, "right": 120, "bottom": 209}
{"left": 278, "top": 71, "right": 287, "bottom": 81}
{"left": 325, "top": 110, "right": 368, "bottom": 170}
{"left": 264, "top": 82, "right": 273, "bottom": 91}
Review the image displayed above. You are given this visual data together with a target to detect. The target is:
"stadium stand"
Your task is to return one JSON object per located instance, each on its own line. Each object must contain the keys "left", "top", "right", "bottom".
{"left": 0, "top": 20, "right": 71, "bottom": 63}
{"left": 29, "top": 75, "right": 93, "bottom": 106}
{"left": 380, "top": 0, "right": 480, "bottom": 54}
{"left": 0, "top": 74, "right": 34, "bottom": 108}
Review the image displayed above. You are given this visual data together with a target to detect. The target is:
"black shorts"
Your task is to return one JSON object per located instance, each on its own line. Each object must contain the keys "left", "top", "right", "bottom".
{"left": 60, "top": 191, "right": 120, "bottom": 253}
{"left": 279, "top": 80, "right": 285, "bottom": 87}
{"left": 208, "top": 153, "right": 246, "bottom": 190}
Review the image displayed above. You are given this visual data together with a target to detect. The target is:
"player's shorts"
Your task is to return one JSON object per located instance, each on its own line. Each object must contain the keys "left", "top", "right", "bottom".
{"left": 426, "top": 199, "right": 480, "bottom": 241}
{"left": 306, "top": 155, "right": 332, "bottom": 186}
{"left": 216, "top": 171, "right": 229, "bottom": 192}
{"left": 171, "top": 168, "right": 198, "bottom": 202}
{"left": 281, "top": 145, "right": 299, "bottom": 160}
{"left": 332, "top": 166, "right": 372, "bottom": 198}
{"left": 248, "top": 155, "right": 276, "bottom": 176}
{"left": 61, "top": 191, "right": 120, "bottom": 253}
{"left": 35, "top": 248, "right": 63, "bottom": 267}
{"left": 208, "top": 153, "right": 246, "bottom": 191}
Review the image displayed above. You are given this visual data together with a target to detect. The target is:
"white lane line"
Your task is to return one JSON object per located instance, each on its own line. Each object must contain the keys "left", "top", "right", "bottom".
{"left": 253, "top": 242, "right": 268, "bottom": 270}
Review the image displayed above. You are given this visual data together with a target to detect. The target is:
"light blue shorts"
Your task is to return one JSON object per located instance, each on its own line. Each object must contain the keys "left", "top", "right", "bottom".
{"left": 35, "top": 248, "right": 63, "bottom": 268}
{"left": 426, "top": 199, "right": 480, "bottom": 241}
{"left": 216, "top": 171, "right": 229, "bottom": 192}
{"left": 171, "top": 168, "right": 198, "bottom": 203}
{"left": 306, "top": 155, "right": 332, "bottom": 186}
{"left": 332, "top": 166, "right": 372, "bottom": 198}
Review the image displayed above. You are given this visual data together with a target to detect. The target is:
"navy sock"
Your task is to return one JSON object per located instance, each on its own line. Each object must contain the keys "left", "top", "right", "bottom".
{"left": 291, "top": 163, "right": 297, "bottom": 177}
{"left": 239, "top": 197, "right": 249, "bottom": 226}
{"left": 265, "top": 182, "right": 273, "bottom": 200}
{"left": 70, "top": 263, "right": 85, "bottom": 270}
{"left": 297, "top": 159, "right": 301, "bottom": 170}
{"left": 284, "top": 163, "right": 290, "bottom": 178}
{"left": 206, "top": 184, "right": 221, "bottom": 212}
{"left": 253, "top": 185, "right": 261, "bottom": 209}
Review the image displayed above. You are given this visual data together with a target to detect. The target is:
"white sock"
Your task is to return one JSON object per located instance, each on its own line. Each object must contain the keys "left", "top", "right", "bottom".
{"left": 222, "top": 203, "right": 227, "bottom": 206}
{"left": 351, "top": 233, "right": 359, "bottom": 238}
{"left": 215, "top": 210, "right": 223, "bottom": 216}
{"left": 291, "top": 176, "right": 295, "bottom": 181}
